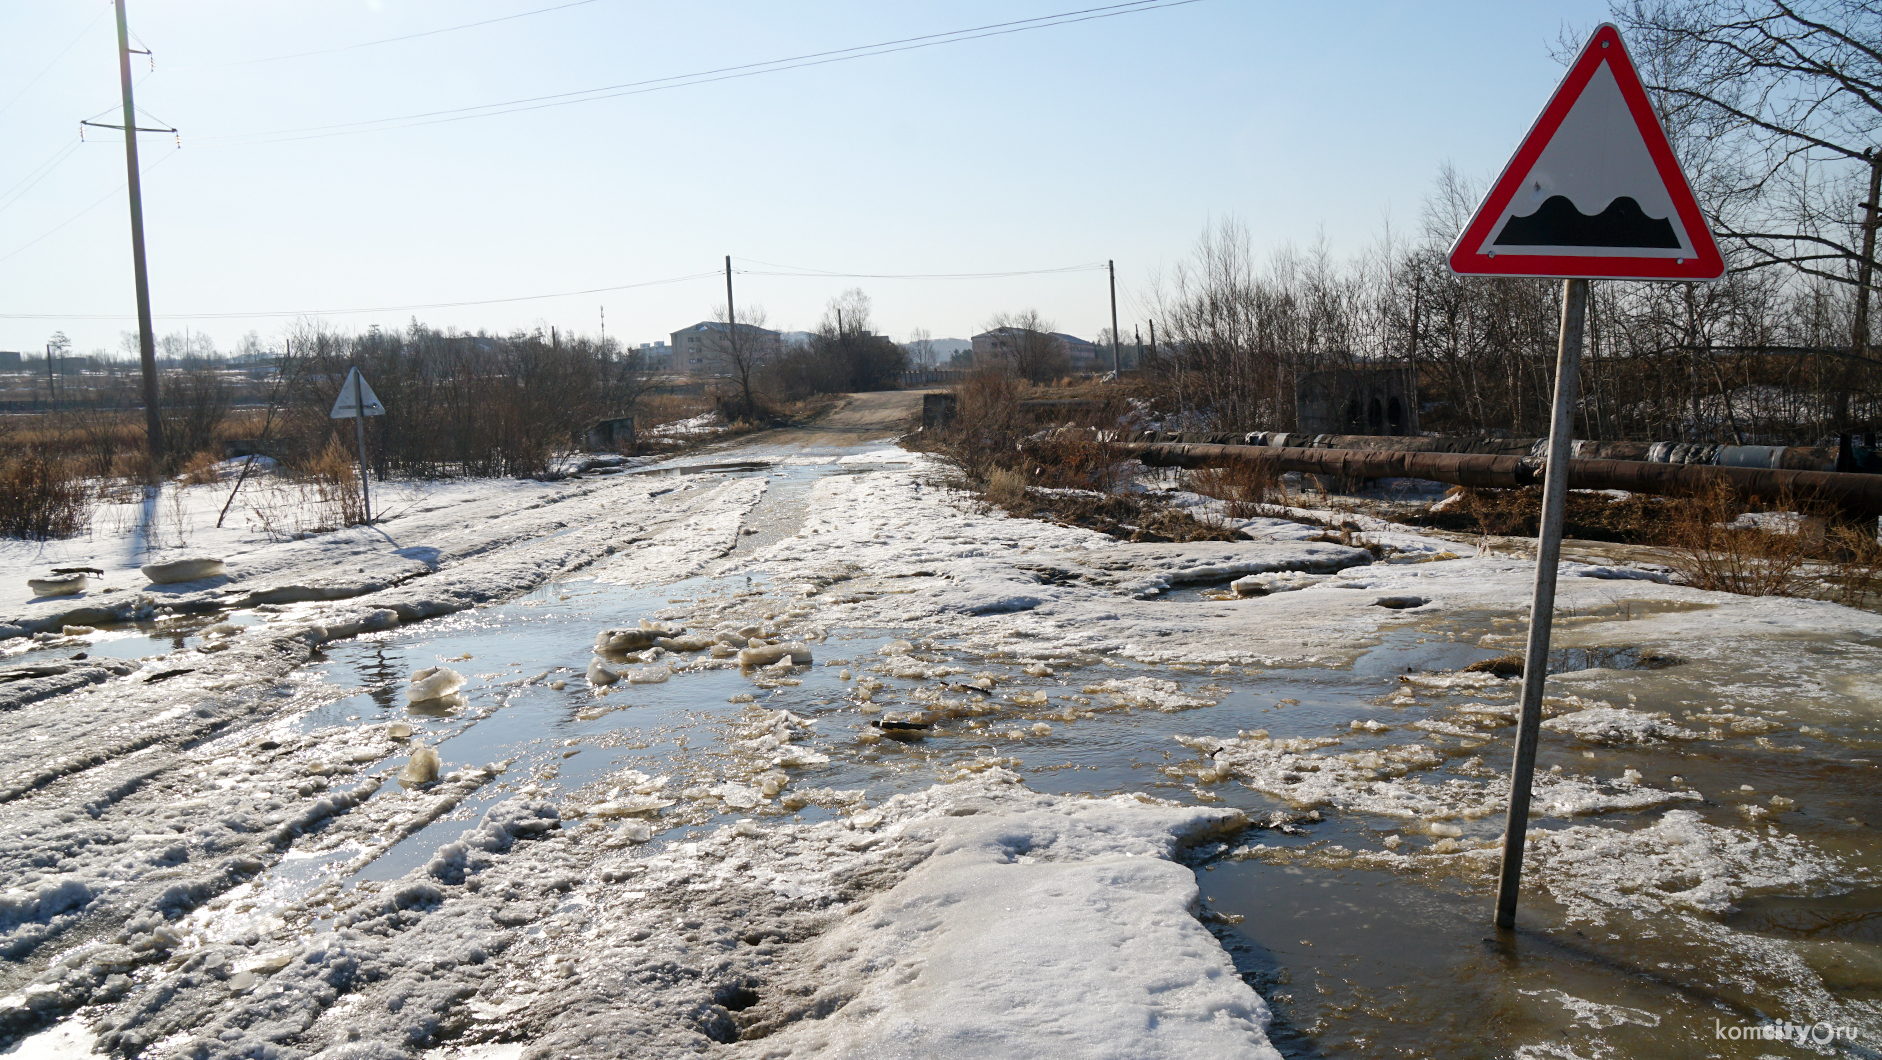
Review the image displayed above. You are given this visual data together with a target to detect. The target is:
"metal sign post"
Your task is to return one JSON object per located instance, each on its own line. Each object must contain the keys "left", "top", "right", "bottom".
{"left": 1448, "top": 24, "right": 1725, "bottom": 929}
{"left": 1493, "top": 278, "right": 1586, "bottom": 929}
{"left": 329, "top": 366, "right": 384, "bottom": 524}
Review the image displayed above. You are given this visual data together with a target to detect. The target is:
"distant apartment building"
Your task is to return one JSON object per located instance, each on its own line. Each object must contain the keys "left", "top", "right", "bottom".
{"left": 1051, "top": 332, "right": 1105, "bottom": 371}
{"left": 668, "top": 321, "right": 781, "bottom": 374}
{"left": 0, "top": 351, "right": 20, "bottom": 371}
{"left": 633, "top": 341, "right": 675, "bottom": 372}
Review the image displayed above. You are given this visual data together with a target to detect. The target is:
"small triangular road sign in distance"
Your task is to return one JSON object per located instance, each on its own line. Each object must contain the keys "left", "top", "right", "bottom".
{"left": 1449, "top": 23, "right": 1724, "bottom": 281}
{"left": 329, "top": 367, "right": 385, "bottom": 418}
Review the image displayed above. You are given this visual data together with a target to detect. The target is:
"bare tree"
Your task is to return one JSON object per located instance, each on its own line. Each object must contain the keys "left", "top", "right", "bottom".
{"left": 978, "top": 310, "right": 1068, "bottom": 383}
{"left": 709, "top": 303, "right": 779, "bottom": 421}
{"left": 1615, "top": 0, "right": 1881, "bottom": 400}
{"left": 906, "top": 327, "right": 936, "bottom": 367}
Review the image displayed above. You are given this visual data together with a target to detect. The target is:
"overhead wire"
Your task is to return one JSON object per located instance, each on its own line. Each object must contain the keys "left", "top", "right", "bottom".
{"left": 0, "top": 139, "right": 83, "bottom": 217}
{"left": 735, "top": 257, "right": 1108, "bottom": 280}
{"left": 197, "top": 0, "right": 604, "bottom": 69}
{"left": 0, "top": 269, "right": 723, "bottom": 321}
{"left": 0, "top": 7, "right": 110, "bottom": 120}
{"left": 0, "top": 147, "right": 182, "bottom": 267}
{"left": 196, "top": 0, "right": 1203, "bottom": 146}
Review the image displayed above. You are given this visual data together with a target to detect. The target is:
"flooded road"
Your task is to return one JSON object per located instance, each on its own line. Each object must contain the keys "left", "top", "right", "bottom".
{"left": 215, "top": 399, "right": 1882, "bottom": 1058}
{"left": 10, "top": 392, "right": 1880, "bottom": 1059}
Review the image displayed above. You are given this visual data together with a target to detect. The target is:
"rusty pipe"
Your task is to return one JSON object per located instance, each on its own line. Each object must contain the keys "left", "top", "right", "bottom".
{"left": 1117, "top": 442, "right": 1882, "bottom": 516}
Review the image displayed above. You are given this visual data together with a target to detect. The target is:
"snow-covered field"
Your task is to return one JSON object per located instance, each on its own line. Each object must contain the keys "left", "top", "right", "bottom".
{"left": 4, "top": 394, "right": 1881, "bottom": 1059}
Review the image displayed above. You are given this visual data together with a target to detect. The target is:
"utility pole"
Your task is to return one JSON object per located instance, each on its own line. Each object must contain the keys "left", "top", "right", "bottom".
{"left": 1108, "top": 260, "right": 1121, "bottom": 376}
{"left": 114, "top": 0, "right": 163, "bottom": 474}
{"left": 724, "top": 254, "right": 739, "bottom": 364}
{"left": 45, "top": 342, "right": 55, "bottom": 411}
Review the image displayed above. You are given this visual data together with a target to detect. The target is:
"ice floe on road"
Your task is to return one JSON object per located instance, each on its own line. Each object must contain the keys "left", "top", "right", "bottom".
{"left": 23, "top": 776, "right": 1274, "bottom": 1060}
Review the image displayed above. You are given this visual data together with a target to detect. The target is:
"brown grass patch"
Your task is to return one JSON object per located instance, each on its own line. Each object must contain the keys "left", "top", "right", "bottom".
{"left": 1182, "top": 460, "right": 1285, "bottom": 519}
{"left": 0, "top": 456, "right": 91, "bottom": 540}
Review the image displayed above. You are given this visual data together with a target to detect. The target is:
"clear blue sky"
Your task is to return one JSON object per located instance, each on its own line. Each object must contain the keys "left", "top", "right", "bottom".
{"left": 0, "top": 0, "right": 1613, "bottom": 357}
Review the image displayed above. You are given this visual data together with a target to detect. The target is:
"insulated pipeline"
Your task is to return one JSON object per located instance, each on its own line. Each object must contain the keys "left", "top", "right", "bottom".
{"left": 1116, "top": 442, "right": 1882, "bottom": 516}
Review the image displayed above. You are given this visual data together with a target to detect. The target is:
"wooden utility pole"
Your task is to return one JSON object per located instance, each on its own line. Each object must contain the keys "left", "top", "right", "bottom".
{"left": 1108, "top": 260, "right": 1121, "bottom": 376}
{"left": 724, "top": 254, "right": 737, "bottom": 359}
{"left": 114, "top": 0, "right": 163, "bottom": 473}
{"left": 45, "top": 342, "right": 55, "bottom": 410}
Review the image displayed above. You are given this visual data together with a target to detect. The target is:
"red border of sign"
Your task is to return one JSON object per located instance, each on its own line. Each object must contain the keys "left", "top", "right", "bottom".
{"left": 1448, "top": 24, "right": 1725, "bottom": 281}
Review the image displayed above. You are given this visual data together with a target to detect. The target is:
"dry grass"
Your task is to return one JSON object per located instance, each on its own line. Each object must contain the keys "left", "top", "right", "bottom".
{"left": 1413, "top": 486, "right": 1689, "bottom": 544}
{"left": 1824, "top": 523, "right": 1882, "bottom": 608}
{"left": 635, "top": 394, "right": 715, "bottom": 432}
{"left": 1182, "top": 460, "right": 1286, "bottom": 519}
{"left": 287, "top": 439, "right": 369, "bottom": 528}
{"left": 1416, "top": 482, "right": 1882, "bottom": 606}
{"left": 178, "top": 450, "right": 223, "bottom": 486}
{"left": 0, "top": 455, "right": 91, "bottom": 540}
{"left": 1662, "top": 485, "right": 1810, "bottom": 596}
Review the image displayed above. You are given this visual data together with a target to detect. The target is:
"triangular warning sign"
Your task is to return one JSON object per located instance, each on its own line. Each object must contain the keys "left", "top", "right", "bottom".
{"left": 329, "top": 366, "right": 385, "bottom": 418}
{"left": 1449, "top": 23, "right": 1724, "bottom": 281}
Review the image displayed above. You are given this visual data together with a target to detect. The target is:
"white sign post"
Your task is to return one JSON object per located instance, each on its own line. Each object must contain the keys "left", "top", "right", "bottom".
{"left": 1448, "top": 23, "right": 1724, "bottom": 930}
{"left": 328, "top": 366, "right": 384, "bottom": 523}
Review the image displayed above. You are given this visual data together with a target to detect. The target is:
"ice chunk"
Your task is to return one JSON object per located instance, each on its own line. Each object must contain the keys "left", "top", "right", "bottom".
{"left": 586, "top": 659, "right": 621, "bottom": 686}
{"left": 397, "top": 741, "right": 441, "bottom": 785}
{"left": 141, "top": 556, "right": 226, "bottom": 584}
{"left": 1543, "top": 707, "right": 1700, "bottom": 745}
{"left": 589, "top": 795, "right": 674, "bottom": 817}
{"left": 594, "top": 628, "right": 657, "bottom": 653}
{"left": 739, "top": 641, "right": 813, "bottom": 668}
{"left": 713, "top": 783, "right": 762, "bottom": 809}
{"left": 407, "top": 666, "right": 466, "bottom": 702}
{"left": 654, "top": 634, "right": 715, "bottom": 652}
{"left": 28, "top": 573, "right": 87, "bottom": 597}
{"left": 625, "top": 665, "right": 671, "bottom": 684}
{"left": 1231, "top": 571, "right": 1323, "bottom": 597}
{"left": 387, "top": 722, "right": 412, "bottom": 739}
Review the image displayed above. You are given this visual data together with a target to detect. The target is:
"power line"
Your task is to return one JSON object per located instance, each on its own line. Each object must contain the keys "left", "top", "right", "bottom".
{"left": 0, "top": 7, "right": 110, "bottom": 120}
{"left": 0, "top": 145, "right": 181, "bottom": 267}
{"left": 0, "top": 269, "right": 722, "bottom": 321}
{"left": 197, "top": 0, "right": 604, "bottom": 69}
{"left": 0, "top": 139, "right": 83, "bottom": 218}
{"left": 0, "top": 254, "right": 1119, "bottom": 321}
{"left": 198, "top": 0, "right": 1203, "bottom": 146}
{"left": 735, "top": 257, "right": 1108, "bottom": 280}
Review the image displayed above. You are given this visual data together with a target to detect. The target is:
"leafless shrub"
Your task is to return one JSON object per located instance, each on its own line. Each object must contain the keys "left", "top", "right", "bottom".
{"left": 0, "top": 455, "right": 91, "bottom": 540}
{"left": 285, "top": 439, "right": 368, "bottom": 529}
{"left": 1183, "top": 460, "right": 1285, "bottom": 518}
{"left": 1823, "top": 522, "right": 1882, "bottom": 608}
{"left": 1664, "top": 485, "right": 1810, "bottom": 596}
{"left": 939, "top": 369, "right": 1029, "bottom": 483}
{"left": 160, "top": 368, "right": 232, "bottom": 470}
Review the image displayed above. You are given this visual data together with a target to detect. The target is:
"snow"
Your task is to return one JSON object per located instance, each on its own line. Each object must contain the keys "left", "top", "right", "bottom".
{"left": 735, "top": 779, "right": 1278, "bottom": 1060}
{"left": 1542, "top": 706, "right": 1700, "bottom": 744}
{"left": 646, "top": 411, "right": 724, "bottom": 437}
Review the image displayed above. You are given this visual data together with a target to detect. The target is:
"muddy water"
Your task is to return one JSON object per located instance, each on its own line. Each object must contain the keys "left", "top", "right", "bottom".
{"left": 232, "top": 442, "right": 1882, "bottom": 1058}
